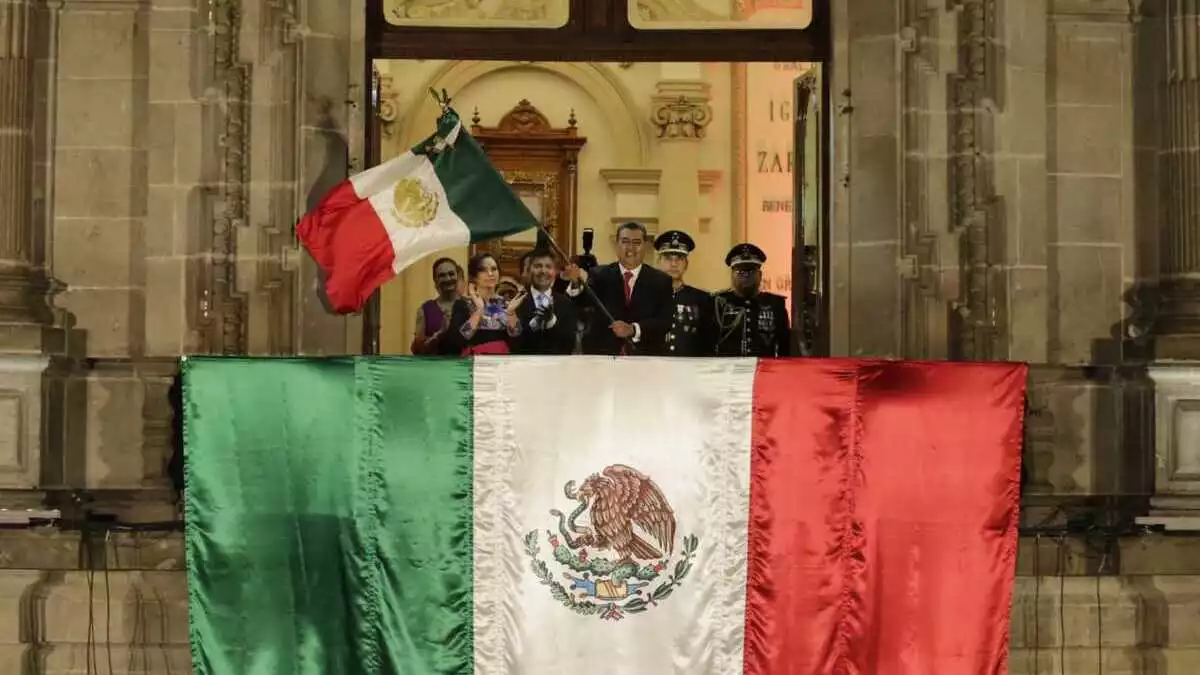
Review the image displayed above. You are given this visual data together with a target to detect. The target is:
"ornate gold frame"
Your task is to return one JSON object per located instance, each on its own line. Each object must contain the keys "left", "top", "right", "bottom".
{"left": 473, "top": 170, "right": 562, "bottom": 273}
{"left": 501, "top": 170, "right": 561, "bottom": 238}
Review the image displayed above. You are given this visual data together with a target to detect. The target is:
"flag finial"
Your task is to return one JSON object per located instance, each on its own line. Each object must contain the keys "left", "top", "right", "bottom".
{"left": 428, "top": 87, "right": 452, "bottom": 112}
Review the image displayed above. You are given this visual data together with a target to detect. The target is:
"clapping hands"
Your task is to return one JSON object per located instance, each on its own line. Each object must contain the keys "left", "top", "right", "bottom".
{"left": 467, "top": 284, "right": 485, "bottom": 315}
{"left": 505, "top": 291, "right": 526, "bottom": 330}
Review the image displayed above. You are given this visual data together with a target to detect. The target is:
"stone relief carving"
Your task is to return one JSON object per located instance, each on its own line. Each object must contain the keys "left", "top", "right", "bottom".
{"left": 204, "top": 0, "right": 250, "bottom": 355}
{"left": 897, "top": 1, "right": 951, "bottom": 358}
{"left": 384, "top": 0, "right": 567, "bottom": 25}
{"left": 634, "top": 0, "right": 721, "bottom": 22}
{"left": 633, "top": 0, "right": 812, "bottom": 28}
{"left": 651, "top": 96, "right": 712, "bottom": 139}
{"left": 250, "top": 0, "right": 303, "bottom": 355}
{"left": 388, "top": 0, "right": 482, "bottom": 19}
{"left": 947, "top": 0, "right": 1002, "bottom": 361}
{"left": 376, "top": 68, "right": 400, "bottom": 141}
{"left": 196, "top": 0, "right": 306, "bottom": 355}
{"left": 495, "top": 99, "right": 551, "bottom": 133}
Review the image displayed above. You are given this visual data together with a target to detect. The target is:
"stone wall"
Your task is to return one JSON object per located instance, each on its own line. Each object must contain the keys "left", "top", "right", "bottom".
{"left": 0, "top": 0, "right": 1173, "bottom": 505}
{"left": 0, "top": 0, "right": 366, "bottom": 511}
{"left": 833, "top": 0, "right": 1152, "bottom": 362}
{"left": 5, "top": 531, "right": 1200, "bottom": 673}
{"left": 830, "top": 0, "right": 1182, "bottom": 534}
{"left": 0, "top": 0, "right": 1197, "bottom": 672}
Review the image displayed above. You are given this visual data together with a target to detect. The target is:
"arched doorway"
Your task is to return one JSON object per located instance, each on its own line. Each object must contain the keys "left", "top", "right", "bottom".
{"left": 363, "top": 0, "right": 832, "bottom": 356}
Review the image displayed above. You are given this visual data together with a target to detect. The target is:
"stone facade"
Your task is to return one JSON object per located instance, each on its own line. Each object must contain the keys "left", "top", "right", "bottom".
{"left": 835, "top": 0, "right": 1144, "bottom": 362}
{"left": 0, "top": 0, "right": 1198, "bottom": 672}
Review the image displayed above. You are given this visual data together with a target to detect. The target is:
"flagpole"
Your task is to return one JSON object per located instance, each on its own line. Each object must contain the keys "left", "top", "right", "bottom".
{"left": 361, "top": 62, "right": 384, "bottom": 355}
{"left": 534, "top": 224, "right": 623, "bottom": 332}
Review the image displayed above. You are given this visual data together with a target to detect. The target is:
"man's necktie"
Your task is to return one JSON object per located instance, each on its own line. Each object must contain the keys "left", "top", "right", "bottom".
{"left": 533, "top": 293, "right": 549, "bottom": 330}
{"left": 621, "top": 271, "right": 634, "bottom": 356}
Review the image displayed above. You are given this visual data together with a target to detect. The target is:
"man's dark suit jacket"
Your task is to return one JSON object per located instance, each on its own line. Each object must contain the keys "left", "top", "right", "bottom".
{"left": 515, "top": 287, "right": 577, "bottom": 355}
{"left": 574, "top": 262, "right": 675, "bottom": 355}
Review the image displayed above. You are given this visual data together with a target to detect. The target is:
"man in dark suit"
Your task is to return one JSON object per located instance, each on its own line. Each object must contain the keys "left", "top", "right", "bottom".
{"left": 564, "top": 222, "right": 675, "bottom": 355}
{"left": 515, "top": 249, "right": 577, "bottom": 355}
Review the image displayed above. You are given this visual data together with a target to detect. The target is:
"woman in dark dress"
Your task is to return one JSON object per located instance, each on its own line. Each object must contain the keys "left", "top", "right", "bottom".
{"left": 442, "top": 252, "right": 526, "bottom": 355}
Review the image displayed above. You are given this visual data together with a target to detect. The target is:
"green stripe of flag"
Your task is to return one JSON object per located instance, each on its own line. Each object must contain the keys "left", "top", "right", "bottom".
{"left": 414, "top": 110, "right": 539, "bottom": 243}
{"left": 374, "top": 358, "right": 474, "bottom": 674}
{"left": 184, "top": 357, "right": 474, "bottom": 675}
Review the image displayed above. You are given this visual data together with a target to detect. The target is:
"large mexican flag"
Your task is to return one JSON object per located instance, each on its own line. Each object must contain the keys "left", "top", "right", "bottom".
{"left": 183, "top": 356, "right": 1026, "bottom": 675}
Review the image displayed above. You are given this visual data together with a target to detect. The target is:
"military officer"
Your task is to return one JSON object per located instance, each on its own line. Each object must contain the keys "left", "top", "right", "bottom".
{"left": 654, "top": 230, "right": 717, "bottom": 356}
{"left": 714, "top": 243, "right": 792, "bottom": 357}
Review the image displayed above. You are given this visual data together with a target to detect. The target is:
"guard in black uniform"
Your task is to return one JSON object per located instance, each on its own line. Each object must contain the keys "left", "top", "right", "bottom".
{"left": 654, "top": 230, "right": 717, "bottom": 356}
{"left": 714, "top": 243, "right": 791, "bottom": 357}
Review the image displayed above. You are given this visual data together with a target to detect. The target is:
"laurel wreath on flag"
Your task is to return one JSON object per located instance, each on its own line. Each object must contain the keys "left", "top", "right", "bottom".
{"left": 623, "top": 535, "right": 698, "bottom": 615}
{"left": 524, "top": 530, "right": 604, "bottom": 616}
{"left": 523, "top": 529, "right": 699, "bottom": 618}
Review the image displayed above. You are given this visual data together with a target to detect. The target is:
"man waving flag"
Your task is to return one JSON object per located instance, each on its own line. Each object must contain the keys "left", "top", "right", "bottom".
{"left": 297, "top": 102, "right": 537, "bottom": 313}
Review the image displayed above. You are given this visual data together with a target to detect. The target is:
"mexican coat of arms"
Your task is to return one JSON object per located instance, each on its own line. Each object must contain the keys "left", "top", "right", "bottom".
{"left": 525, "top": 464, "right": 699, "bottom": 621}
{"left": 390, "top": 177, "right": 439, "bottom": 228}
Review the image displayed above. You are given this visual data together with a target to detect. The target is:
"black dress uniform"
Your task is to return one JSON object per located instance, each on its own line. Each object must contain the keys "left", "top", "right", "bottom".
{"left": 654, "top": 230, "right": 717, "bottom": 356}
{"left": 714, "top": 243, "right": 792, "bottom": 357}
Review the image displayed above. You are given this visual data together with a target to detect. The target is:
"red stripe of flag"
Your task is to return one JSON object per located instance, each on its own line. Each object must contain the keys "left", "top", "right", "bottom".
{"left": 745, "top": 359, "right": 1025, "bottom": 675}
{"left": 296, "top": 180, "right": 397, "bottom": 314}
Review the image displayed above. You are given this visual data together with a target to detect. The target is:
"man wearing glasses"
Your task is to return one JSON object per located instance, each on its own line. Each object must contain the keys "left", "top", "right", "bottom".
{"left": 564, "top": 222, "right": 674, "bottom": 355}
{"left": 714, "top": 243, "right": 792, "bottom": 357}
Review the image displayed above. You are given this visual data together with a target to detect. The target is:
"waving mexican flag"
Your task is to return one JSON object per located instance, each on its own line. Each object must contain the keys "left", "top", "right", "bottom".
{"left": 296, "top": 108, "right": 537, "bottom": 313}
{"left": 183, "top": 356, "right": 1026, "bottom": 675}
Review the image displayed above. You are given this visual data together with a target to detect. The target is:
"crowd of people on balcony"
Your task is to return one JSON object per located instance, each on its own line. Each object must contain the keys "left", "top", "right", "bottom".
{"left": 410, "top": 221, "right": 792, "bottom": 358}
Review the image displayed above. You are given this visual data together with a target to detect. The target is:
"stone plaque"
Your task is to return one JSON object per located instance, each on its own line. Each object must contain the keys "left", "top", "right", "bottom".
{"left": 0, "top": 394, "right": 22, "bottom": 474}
{"left": 631, "top": 0, "right": 812, "bottom": 30}
{"left": 1175, "top": 400, "right": 1200, "bottom": 478}
{"left": 384, "top": 0, "right": 570, "bottom": 28}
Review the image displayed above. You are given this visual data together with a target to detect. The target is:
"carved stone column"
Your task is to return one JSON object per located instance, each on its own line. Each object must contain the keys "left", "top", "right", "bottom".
{"left": 0, "top": 0, "right": 54, "bottom": 503}
{"left": 650, "top": 76, "right": 711, "bottom": 240}
{"left": 1155, "top": 0, "right": 1200, "bottom": 359}
{"left": 0, "top": 0, "right": 50, "bottom": 338}
{"left": 1140, "top": 1, "right": 1200, "bottom": 530}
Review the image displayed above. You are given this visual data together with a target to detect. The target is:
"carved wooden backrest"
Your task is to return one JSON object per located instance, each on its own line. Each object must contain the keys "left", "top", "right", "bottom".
{"left": 469, "top": 100, "right": 588, "bottom": 279}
